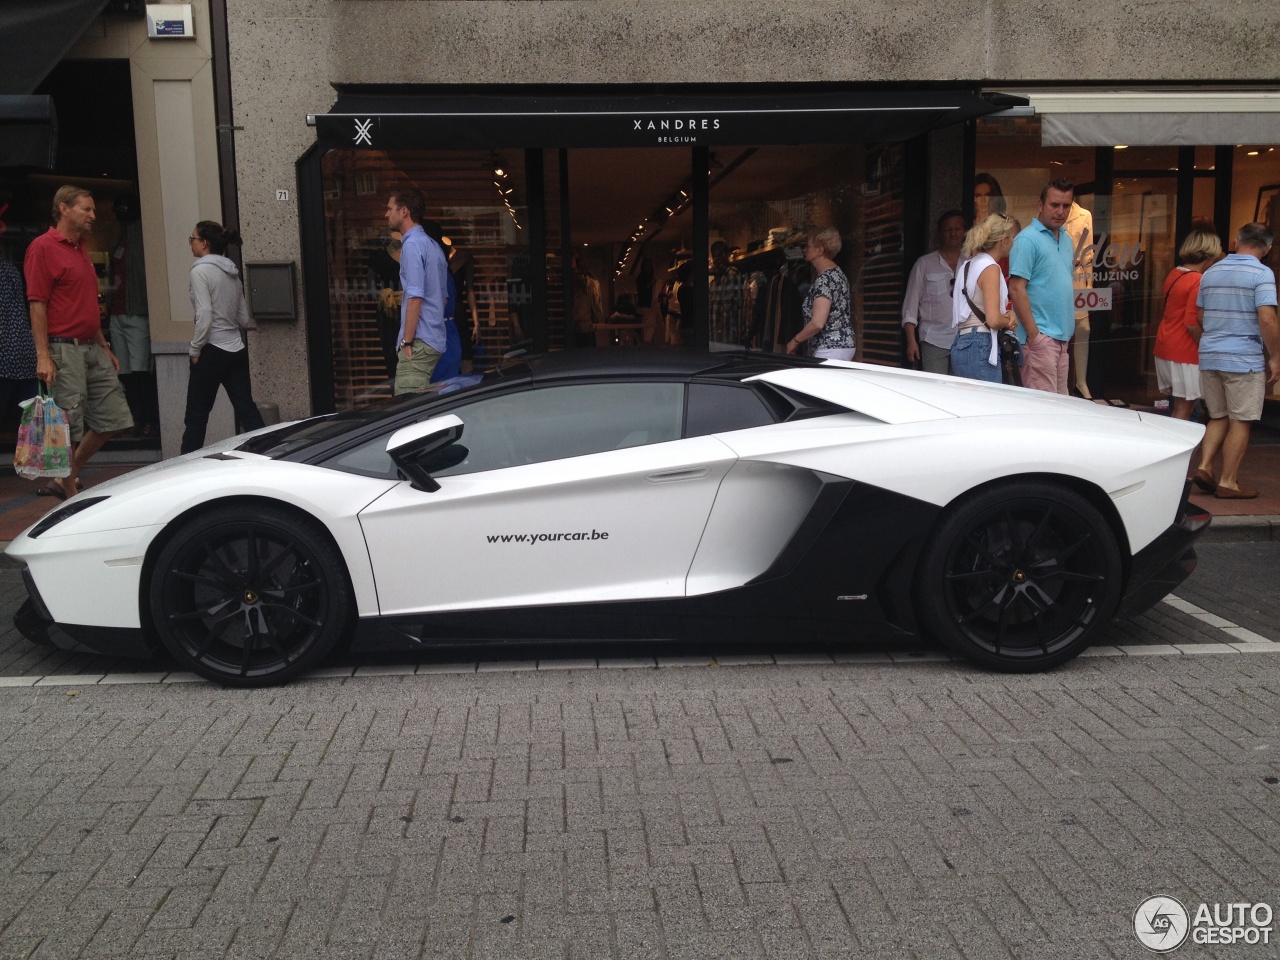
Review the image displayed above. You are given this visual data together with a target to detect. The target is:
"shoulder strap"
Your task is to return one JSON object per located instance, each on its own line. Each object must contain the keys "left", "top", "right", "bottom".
{"left": 1163, "top": 268, "right": 1196, "bottom": 299}
{"left": 961, "top": 260, "right": 986, "bottom": 323}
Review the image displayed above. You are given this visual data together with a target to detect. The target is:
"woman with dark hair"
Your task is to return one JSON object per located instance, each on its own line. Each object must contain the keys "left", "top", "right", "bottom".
{"left": 181, "top": 220, "right": 265, "bottom": 453}
{"left": 973, "top": 172, "right": 1006, "bottom": 220}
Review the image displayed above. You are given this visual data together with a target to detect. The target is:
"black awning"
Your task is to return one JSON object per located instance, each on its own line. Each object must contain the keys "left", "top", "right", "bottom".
{"left": 0, "top": 0, "right": 112, "bottom": 95}
{"left": 314, "top": 87, "right": 1020, "bottom": 151}
{"left": 0, "top": 95, "right": 58, "bottom": 169}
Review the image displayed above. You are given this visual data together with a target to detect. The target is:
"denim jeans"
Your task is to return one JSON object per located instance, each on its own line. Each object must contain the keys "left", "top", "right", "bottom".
{"left": 950, "top": 329, "right": 1002, "bottom": 383}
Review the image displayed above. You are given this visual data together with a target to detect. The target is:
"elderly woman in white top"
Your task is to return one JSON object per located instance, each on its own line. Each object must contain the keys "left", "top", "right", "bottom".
{"left": 181, "top": 220, "right": 265, "bottom": 453}
{"left": 950, "top": 214, "right": 1019, "bottom": 382}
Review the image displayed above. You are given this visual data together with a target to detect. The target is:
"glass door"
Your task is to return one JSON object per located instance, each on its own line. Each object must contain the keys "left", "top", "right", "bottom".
{"left": 556, "top": 147, "right": 695, "bottom": 350}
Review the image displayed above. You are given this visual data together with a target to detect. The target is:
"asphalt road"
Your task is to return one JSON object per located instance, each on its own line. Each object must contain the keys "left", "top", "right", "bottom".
{"left": 1, "top": 544, "right": 1278, "bottom": 959}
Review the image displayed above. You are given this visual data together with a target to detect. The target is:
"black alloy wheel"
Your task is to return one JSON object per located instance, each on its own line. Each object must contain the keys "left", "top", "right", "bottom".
{"left": 917, "top": 482, "right": 1122, "bottom": 671}
{"left": 150, "top": 505, "right": 352, "bottom": 686}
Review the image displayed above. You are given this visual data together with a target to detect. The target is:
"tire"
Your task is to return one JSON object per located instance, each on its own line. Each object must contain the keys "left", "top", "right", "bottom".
{"left": 917, "top": 481, "right": 1122, "bottom": 671}
{"left": 149, "top": 505, "right": 352, "bottom": 687}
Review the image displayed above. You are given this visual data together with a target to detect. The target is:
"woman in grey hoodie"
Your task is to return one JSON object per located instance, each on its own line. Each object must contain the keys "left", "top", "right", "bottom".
{"left": 182, "top": 221, "right": 265, "bottom": 453}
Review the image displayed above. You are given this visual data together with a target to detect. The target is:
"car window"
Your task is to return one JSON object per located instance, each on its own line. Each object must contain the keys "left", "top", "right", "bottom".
{"left": 325, "top": 381, "right": 685, "bottom": 480}
{"left": 684, "top": 382, "right": 776, "bottom": 437}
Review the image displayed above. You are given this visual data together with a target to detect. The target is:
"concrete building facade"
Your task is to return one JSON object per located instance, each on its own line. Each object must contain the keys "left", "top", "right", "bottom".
{"left": 5, "top": 2, "right": 1278, "bottom": 457}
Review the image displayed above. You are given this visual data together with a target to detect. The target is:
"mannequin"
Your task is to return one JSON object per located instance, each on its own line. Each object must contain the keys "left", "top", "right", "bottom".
{"left": 1064, "top": 201, "right": 1095, "bottom": 398}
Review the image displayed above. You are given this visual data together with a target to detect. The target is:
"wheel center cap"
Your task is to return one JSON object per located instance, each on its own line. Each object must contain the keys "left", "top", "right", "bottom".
{"left": 244, "top": 590, "right": 259, "bottom": 604}
{"left": 1012, "top": 570, "right": 1027, "bottom": 583}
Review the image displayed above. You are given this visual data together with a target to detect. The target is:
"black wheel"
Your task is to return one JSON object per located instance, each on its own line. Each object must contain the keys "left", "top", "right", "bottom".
{"left": 917, "top": 482, "right": 1122, "bottom": 671}
{"left": 149, "top": 505, "right": 352, "bottom": 687}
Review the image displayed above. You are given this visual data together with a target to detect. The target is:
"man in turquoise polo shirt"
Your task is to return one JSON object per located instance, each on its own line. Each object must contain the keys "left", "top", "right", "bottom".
{"left": 1009, "top": 179, "right": 1076, "bottom": 393}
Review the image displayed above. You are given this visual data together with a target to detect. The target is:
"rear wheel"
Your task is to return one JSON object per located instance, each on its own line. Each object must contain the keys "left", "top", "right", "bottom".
{"left": 149, "top": 505, "right": 351, "bottom": 686}
{"left": 917, "top": 482, "right": 1122, "bottom": 671}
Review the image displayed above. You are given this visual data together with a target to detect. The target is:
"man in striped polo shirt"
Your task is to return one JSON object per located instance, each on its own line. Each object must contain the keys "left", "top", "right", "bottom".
{"left": 1192, "top": 222, "right": 1279, "bottom": 499}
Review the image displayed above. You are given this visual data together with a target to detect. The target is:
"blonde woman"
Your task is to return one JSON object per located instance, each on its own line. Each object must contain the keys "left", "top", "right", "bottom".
{"left": 1153, "top": 229, "right": 1222, "bottom": 420}
{"left": 786, "top": 227, "right": 854, "bottom": 360}
{"left": 951, "top": 214, "right": 1019, "bottom": 382}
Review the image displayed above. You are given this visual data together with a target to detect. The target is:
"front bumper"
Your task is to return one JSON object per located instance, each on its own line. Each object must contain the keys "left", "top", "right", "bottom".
{"left": 12, "top": 567, "right": 152, "bottom": 659}
{"left": 1116, "top": 482, "right": 1212, "bottom": 620}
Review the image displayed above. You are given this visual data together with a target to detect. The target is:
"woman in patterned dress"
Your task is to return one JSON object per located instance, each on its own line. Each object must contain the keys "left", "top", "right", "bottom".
{"left": 785, "top": 227, "right": 854, "bottom": 361}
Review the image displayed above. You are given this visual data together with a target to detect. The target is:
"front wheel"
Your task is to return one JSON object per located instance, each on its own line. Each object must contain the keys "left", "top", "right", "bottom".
{"left": 917, "top": 482, "right": 1122, "bottom": 671}
{"left": 149, "top": 505, "right": 352, "bottom": 687}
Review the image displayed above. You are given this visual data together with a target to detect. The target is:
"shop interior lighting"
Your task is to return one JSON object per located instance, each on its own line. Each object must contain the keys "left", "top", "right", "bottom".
{"left": 491, "top": 164, "right": 521, "bottom": 231}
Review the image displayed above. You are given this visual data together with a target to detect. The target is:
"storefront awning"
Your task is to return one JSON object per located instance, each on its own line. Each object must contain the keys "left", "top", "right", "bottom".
{"left": 1005, "top": 91, "right": 1280, "bottom": 146}
{"left": 312, "top": 87, "right": 1019, "bottom": 150}
{"left": 0, "top": 0, "right": 111, "bottom": 95}
{"left": 0, "top": 0, "right": 109, "bottom": 169}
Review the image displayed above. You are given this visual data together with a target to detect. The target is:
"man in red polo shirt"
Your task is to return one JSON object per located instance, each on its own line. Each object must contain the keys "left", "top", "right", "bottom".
{"left": 24, "top": 186, "right": 133, "bottom": 500}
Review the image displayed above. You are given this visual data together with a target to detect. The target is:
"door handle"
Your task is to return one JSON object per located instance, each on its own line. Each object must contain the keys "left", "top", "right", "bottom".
{"left": 646, "top": 468, "right": 709, "bottom": 483}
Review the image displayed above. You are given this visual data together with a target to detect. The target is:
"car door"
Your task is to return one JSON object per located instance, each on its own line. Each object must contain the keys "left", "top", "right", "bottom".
{"left": 355, "top": 381, "right": 738, "bottom": 614}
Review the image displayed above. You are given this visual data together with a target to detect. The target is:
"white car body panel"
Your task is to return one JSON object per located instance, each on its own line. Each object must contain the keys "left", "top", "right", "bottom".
{"left": 6, "top": 452, "right": 394, "bottom": 627}
{"left": 722, "top": 391, "right": 1199, "bottom": 554}
{"left": 358, "top": 435, "right": 737, "bottom": 613}
{"left": 757, "top": 363, "right": 1148, "bottom": 425}
{"left": 685, "top": 459, "right": 825, "bottom": 595}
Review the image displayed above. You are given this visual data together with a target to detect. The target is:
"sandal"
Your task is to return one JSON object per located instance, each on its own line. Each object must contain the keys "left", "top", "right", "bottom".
{"left": 39, "top": 482, "right": 69, "bottom": 502}
{"left": 37, "top": 478, "right": 82, "bottom": 496}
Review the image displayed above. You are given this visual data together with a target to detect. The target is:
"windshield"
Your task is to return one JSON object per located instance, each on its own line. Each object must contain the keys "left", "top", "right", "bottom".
{"left": 237, "top": 368, "right": 515, "bottom": 458}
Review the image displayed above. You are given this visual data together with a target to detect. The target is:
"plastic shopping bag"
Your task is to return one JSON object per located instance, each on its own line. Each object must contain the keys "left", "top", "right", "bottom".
{"left": 13, "top": 389, "right": 72, "bottom": 479}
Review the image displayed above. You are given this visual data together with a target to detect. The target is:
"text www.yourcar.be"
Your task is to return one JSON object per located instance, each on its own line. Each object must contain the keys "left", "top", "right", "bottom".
{"left": 486, "top": 530, "right": 609, "bottom": 544}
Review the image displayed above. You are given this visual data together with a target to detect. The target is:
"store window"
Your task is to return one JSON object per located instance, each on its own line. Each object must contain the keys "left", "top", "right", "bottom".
{"left": 320, "top": 148, "right": 531, "bottom": 409}
{"left": 700, "top": 143, "right": 905, "bottom": 362}
{"left": 318, "top": 137, "right": 914, "bottom": 412}
{"left": 1232, "top": 145, "right": 1280, "bottom": 239}
{"left": 563, "top": 147, "right": 689, "bottom": 349}
{"left": 976, "top": 116, "right": 1280, "bottom": 403}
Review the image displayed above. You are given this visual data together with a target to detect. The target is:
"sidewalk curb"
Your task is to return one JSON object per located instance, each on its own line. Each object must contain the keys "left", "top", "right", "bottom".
{"left": 1198, "top": 515, "right": 1280, "bottom": 543}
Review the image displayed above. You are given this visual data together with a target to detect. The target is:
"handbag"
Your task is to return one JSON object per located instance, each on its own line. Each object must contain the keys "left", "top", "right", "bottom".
{"left": 13, "top": 386, "right": 72, "bottom": 480}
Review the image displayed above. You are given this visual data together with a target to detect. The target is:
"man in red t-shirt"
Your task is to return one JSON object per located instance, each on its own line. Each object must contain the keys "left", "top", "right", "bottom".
{"left": 24, "top": 186, "right": 133, "bottom": 500}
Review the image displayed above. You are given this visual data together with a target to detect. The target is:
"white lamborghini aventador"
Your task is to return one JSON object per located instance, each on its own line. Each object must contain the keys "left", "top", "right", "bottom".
{"left": 7, "top": 351, "right": 1210, "bottom": 686}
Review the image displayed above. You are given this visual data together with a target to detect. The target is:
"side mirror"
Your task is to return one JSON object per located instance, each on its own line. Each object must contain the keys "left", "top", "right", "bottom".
{"left": 386, "top": 414, "right": 464, "bottom": 492}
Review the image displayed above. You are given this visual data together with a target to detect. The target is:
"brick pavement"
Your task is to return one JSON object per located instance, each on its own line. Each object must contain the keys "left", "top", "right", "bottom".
{"left": 3, "top": 655, "right": 1280, "bottom": 959}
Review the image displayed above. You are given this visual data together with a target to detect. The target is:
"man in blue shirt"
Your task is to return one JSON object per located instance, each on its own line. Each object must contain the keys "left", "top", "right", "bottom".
{"left": 1008, "top": 179, "right": 1076, "bottom": 394}
{"left": 1191, "top": 222, "right": 1278, "bottom": 499}
{"left": 384, "top": 188, "right": 448, "bottom": 394}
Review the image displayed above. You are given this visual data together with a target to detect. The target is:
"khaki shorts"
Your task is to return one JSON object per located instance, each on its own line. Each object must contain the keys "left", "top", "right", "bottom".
{"left": 49, "top": 341, "right": 134, "bottom": 442}
{"left": 1200, "top": 369, "right": 1264, "bottom": 422}
{"left": 393, "top": 339, "right": 442, "bottom": 395}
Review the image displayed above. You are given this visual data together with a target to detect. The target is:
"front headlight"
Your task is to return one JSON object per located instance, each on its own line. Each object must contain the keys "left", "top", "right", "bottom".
{"left": 28, "top": 496, "right": 109, "bottom": 538}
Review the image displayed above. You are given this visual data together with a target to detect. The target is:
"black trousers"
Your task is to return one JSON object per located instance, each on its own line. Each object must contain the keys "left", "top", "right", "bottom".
{"left": 181, "top": 344, "right": 265, "bottom": 454}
